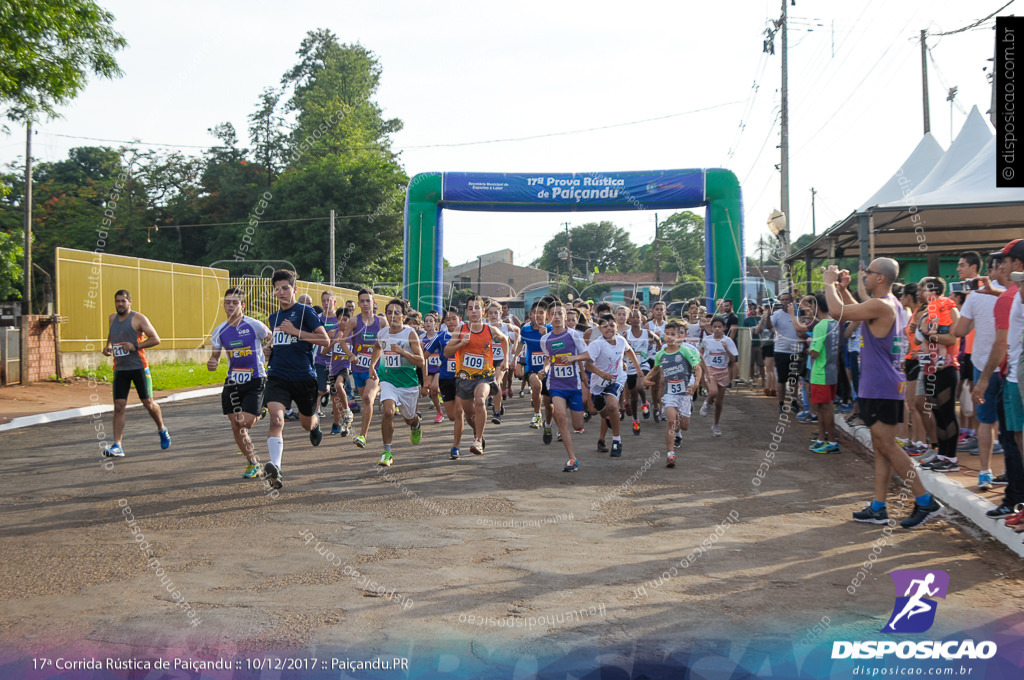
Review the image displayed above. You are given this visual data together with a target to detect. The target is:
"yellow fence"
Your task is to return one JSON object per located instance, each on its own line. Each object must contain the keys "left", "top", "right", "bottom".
{"left": 56, "top": 248, "right": 358, "bottom": 353}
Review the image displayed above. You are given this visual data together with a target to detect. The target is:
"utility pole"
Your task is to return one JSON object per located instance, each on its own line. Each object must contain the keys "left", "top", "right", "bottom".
{"left": 810, "top": 187, "right": 817, "bottom": 237}
{"left": 653, "top": 213, "right": 661, "bottom": 284}
{"left": 329, "top": 209, "right": 336, "bottom": 286}
{"left": 921, "top": 29, "right": 931, "bottom": 135}
{"left": 22, "top": 120, "right": 33, "bottom": 385}
{"left": 563, "top": 222, "right": 572, "bottom": 283}
{"left": 780, "top": 0, "right": 790, "bottom": 255}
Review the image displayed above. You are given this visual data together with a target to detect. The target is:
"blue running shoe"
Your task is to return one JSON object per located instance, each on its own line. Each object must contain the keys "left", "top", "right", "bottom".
{"left": 563, "top": 459, "right": 579, "bottom": 472}
{"left": 159, "top": 429, "right": 171, "bottom": 450}
{"left": 331, "top": 424, "right": 342, "bottom": 435}
{"left": 103, "top": 443, "right": 125, "bottom": 458}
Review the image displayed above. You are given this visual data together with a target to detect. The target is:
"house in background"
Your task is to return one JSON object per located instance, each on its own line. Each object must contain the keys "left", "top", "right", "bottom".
{"left": 443, "top": 249, "right": 551, "bottom": 300}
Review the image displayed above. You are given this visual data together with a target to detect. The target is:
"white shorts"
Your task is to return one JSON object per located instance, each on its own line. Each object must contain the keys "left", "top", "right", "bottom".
{"left": 662, "top": 393, "right": 693, "bottom": 418}
{"left": 379, "top": 382, "right": 419, "bottom": 420}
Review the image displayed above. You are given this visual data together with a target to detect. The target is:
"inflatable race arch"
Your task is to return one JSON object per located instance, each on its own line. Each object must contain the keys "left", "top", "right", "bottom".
{"left": 403, "top": 169, "right": 743, "bottom": 313}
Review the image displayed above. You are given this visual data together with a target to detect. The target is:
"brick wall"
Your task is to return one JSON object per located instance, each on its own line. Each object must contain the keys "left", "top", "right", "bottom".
{"left": 25, "top": 315, "right": 57, "bottom": 382}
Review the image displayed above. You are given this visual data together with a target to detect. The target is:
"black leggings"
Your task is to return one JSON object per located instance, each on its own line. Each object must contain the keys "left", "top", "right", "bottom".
{"left": 922, "top": 366, "right": 960, "bottom": 458}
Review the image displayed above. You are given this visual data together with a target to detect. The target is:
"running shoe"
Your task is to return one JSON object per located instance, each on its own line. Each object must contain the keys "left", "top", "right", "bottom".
{"left": 257, "top": 406, "right": 268, "bottom": 422}
{"left": 700, "top": 400, "right": 709, "bottom": 417}
{"left": 852, "top": 503, "right": 889, "bottom": 524}
{"left": 309, "top": 425, "right": 323, "bottom": 447}
{"left": 666, "top": 453, "right": 676, "bottom": 468}
{"left": 470, "top": 439, "right": 484, "bottom": 455}
{"left": 597, "top": 439, "right": 609, "bottom": 453}
{"left": 583, "top": 411, "right": 592, "bottom": 422}
{"left": 556, "top": 431, "right": 563, "bottom": 442}
{"left": 450, "top": 447, "right": 460, "bottom": 460}
{"left": 896, "top": 437, "right": 910, "bottom": 448}
{"left": 530, "top": 414, "right": 541, "bottom": 429}
{"left": 519, "top": 389, "right": 525, "bottom": 398}
{"left": 410, "top": 423, "right": 422, "bottom": 445}
{"left": 900, "top": 498, "right": 943, "bottom": 529}
{"left": 610, "top": 440, "right": 622, "bottom": 457}
{"left": 992, "top": 473, "right": 1009, "bottom": 486}
{"left": 500, "top": 404, "right": 505, "bottom": 416}
{"left": 330, "top": 423, "right": 342, "bottom": 435}
{"left": 978, "top": 472, "right": 994, "bottom": 490}
{"left": 642, "top": 401, "right": 651, "bottom": 419}
{"left": 434, "top": 413, "right": 446, "bottom": 424}
{"left": 563, "top": 459, "right": 579, "bottom": 472}
{"left": 712, "top": 425, "right": 722, "bottom": 437}
{"left": 827, "top": 441, "right": 840, "bottom": 454}
{"left": 320, "top": 393, "right": 330, "bottom": 408}
{"left": 986, "top": 504, "right": 1015, "bottom": 518}
{"left": 353, "top": 434, "right": 367, "bottom": 448}
{"left": 809, "top": 440, "right": 825, "bottom": 452}
{"left": 904, "top": 441, "right": 928, "bottom": 456}
{"left": 632, "top": 420, "right": 641, "bottom": 435}
{"left": 674, "top": 432, "right": 682, "bottom": 447}
{"left": 103, "top": 443, "right": 125, "bottom": 458}
{"left": 264, "top": 462, "right": 283, "bottom": 489}
{"left": 492, "top": 411, "right": 502, "bottom": 425}
{"left": 159, "top": 429, "right": 171, "bottom": 449}
{"left": 284, "top": 411, "right": 300, "bottom": 422}
{"left": 543, "top": 427, "right": 553, "bottom": 445}
{"left": 653, "top": 410, "right": 661, "bottom": 423}
{"left": 796, "top": 412, "right": 817, "bottom": 424}
{"left": 957, "top": 436, "right": 979, "bottom": 452}
{"left": 378, "top": 451, "right": 393, "bottom": 467}
{"left": 342, "top": 409, "right": 354, "bottom": 428}
{"left": 243, "top": 462, "right": 262, "bottom": 479}
{"left": 992, "top": 442, "right": 1004, "bottom": 454}
{"left": 924, "top": 458, "right": 960, "bottom": 473}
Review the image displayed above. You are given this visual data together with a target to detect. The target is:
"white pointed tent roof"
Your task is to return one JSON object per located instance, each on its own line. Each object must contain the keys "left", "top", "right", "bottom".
{"left": 790, "top": 105, "right": 1022, "bottom": 261}
{"left": 856, "top": 132, "right": 946, "bottom": 212}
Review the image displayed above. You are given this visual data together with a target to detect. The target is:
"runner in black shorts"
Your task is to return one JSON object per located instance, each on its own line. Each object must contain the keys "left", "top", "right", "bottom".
{"left": 261, "top": 270, "right": 330, "bottom": 489}
{"left": 208, "top": 287, "right": 271, "bottom": 479}
{"left": 424, "top": 307, "right": 465, "bottom": 459}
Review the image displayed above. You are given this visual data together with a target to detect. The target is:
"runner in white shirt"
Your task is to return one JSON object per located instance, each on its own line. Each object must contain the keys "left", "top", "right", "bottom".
{"left": 699, "top": 316, "right": 739, "bottom": 436}
{"left": 585, "top": 313, "right": 642, "bottom": 459}
{"left": 486, "top": 301, "right": 514, "bottom": 424}
{"left": 624, "top": 308, "right": 660, "bottom": 435}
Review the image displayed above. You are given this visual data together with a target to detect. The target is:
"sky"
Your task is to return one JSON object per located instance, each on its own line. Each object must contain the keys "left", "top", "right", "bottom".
{"left": 0, "top": 0, "right": 1006, "bottom": 273}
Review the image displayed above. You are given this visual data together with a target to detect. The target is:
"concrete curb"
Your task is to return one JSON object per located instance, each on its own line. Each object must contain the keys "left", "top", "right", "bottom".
{"left": 0, "top": 386, "right": 222, "bottom": 432}
{"left": 837, "top": 416, "right": 1024, "bottom": 559}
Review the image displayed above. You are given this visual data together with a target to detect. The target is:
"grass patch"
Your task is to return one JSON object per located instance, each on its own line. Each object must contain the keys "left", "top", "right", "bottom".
{"left": 73, "top": 360, "right": 229, "bottom": 391}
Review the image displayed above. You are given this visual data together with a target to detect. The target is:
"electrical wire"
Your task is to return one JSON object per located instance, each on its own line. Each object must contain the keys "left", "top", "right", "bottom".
{"left": 931, "top": 1, "right": 1016, "bottom": 36}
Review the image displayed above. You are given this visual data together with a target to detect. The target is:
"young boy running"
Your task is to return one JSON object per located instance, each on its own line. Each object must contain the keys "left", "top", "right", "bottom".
{"left": 421, "top": 312, "right": 446, "bottom": 423}
{"left": 646, "top": 301, "right": 668, "bottom": 421}
{"left": 586, "top": 314, "right": 643, "bottom": 458}
{"left": 445, "top": 296, "right": 510, "bottom": 455}
{"left": 424, "top": 307, "right": 464, "bottom": 459}
{"left": 207, "top": 287, "right": 271, "bottom": 478}
{"left": 486, "top": 301, "right": 514, "bottom": 424}
{"left": 624, "top": 308, "right": 659, "bottom": 434}
{"left": 343, "top": 288, "right": 384, "bottom": 449}
{"left": 644, "top": 321, "right": 703, "bottom": 467}
{"left": 328, "top": 308, "right": 354, "bottom": 435}
{"left": 699, "top": 316, "right": 738, "bottom": 437}
{"left": 368, "top": 298, "right": 425, "bottom": 467}
{"left": 520, "top": 301, "right": 553, "bottom": 431}
{"left": 262, "top": 270, "right": 330, "bottom": 489}
{"left": 808, "top": 294, "right": 842, "bottom": 453}
{"left": 541, "top": 301, "right": 590, "bottom": 471}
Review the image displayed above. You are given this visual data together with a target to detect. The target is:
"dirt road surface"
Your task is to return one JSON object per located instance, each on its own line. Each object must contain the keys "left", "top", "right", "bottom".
{"left": 0, "top": 385, "right": 1021, "bottom": 678}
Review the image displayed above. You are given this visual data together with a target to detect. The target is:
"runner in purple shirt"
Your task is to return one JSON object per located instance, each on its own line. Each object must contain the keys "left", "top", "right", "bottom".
{"left": 541, "top": 301, "right": 592, "bottom": 472}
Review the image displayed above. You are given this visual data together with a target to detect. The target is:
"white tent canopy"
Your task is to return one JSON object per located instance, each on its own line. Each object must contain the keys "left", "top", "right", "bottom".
{"left": 790, "top": 105, "right": 1021, "bottom": 262}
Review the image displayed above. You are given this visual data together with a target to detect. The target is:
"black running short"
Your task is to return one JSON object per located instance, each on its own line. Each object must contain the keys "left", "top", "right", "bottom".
{"left": 439, "top": 377, "right": 457, "bottom": 403}
{"left": 222, "top": 377, "right": 266, "bottom": 416}
{"left": 761, "top": 341, "right": 774, "bottom": 359}
{"left": 264, "top": 376, "right": 318, "bottom": 417}
{"left": 113, "top": 368, "right": 153, "bottom": 402}
{"left": 960, "top": 354, "right": 973, "bottom": 382}
{"left": 626, "top": 374, "right": 639, "bottom": 390}
{"left": 904, "top": 358, "right": 921, "bottom": 382}
{"left": 859, "top": 397, "right": 904, "bottom": 427}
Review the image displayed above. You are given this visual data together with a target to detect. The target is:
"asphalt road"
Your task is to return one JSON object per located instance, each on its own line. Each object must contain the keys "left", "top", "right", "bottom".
{"left": 1, "top": 387, "right": 1021, "bottom": 678}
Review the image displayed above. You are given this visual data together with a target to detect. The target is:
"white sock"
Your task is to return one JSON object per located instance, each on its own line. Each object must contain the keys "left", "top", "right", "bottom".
{"left": 267, "top": 437, "right": 283, "bottom": 468}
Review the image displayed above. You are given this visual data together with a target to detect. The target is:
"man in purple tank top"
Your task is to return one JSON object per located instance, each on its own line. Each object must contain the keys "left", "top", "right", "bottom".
{"left": 824, "top": 260, "right": 943, "bottom": 530}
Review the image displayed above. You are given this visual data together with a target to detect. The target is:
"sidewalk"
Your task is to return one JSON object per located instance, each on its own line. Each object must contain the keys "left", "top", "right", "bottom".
{"left": 836, "top": 413, "right": 1024, "bottom": 559}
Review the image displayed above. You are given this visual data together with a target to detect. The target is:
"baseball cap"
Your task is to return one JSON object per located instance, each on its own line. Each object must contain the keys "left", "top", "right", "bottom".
{"left": 991, "top": 238, "right": 1024, "bottom": 260}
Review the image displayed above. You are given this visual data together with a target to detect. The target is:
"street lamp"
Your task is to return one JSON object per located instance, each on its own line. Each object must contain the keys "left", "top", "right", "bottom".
{"left": 768, "top": 209, "right": 790, "bottom": 291}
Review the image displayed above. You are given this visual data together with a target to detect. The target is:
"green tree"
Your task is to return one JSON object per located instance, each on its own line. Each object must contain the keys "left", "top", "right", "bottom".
{"left": 247, "top": 88, "right": 288, "bottom": 188}
{"left": 0, "top": 0, "right": 126, "bottom": 121}
{"left": 0, "top": 228, "right": 24, "bottom": 300}
{"left": 533, "top": 221, "right": 638, "bottom": 277}
{"left": 258, "top": 31, "right": 407, "bottom": 283}
{"left": 638, "top": 211, "right": 705, "bottom": 279}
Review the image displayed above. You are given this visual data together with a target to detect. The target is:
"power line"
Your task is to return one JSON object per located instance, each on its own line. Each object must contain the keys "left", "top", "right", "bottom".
{"left": 40, "top": 100, "right": 747, "bottom": 155}
{"left": 932, "top": 0, "right": 1016, "bottom": 36}
{"left": 154, "top": 213, "right": 398, "bottom": 229}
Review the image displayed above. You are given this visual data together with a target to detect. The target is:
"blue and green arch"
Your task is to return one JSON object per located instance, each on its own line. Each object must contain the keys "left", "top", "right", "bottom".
{"left": 403, "top": 169, "right": 744, "bottom": 312}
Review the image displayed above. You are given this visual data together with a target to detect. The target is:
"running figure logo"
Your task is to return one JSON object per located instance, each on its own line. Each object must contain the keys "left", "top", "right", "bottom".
{"left": 882, "top": 570, "right": 949, "bottom": 634}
